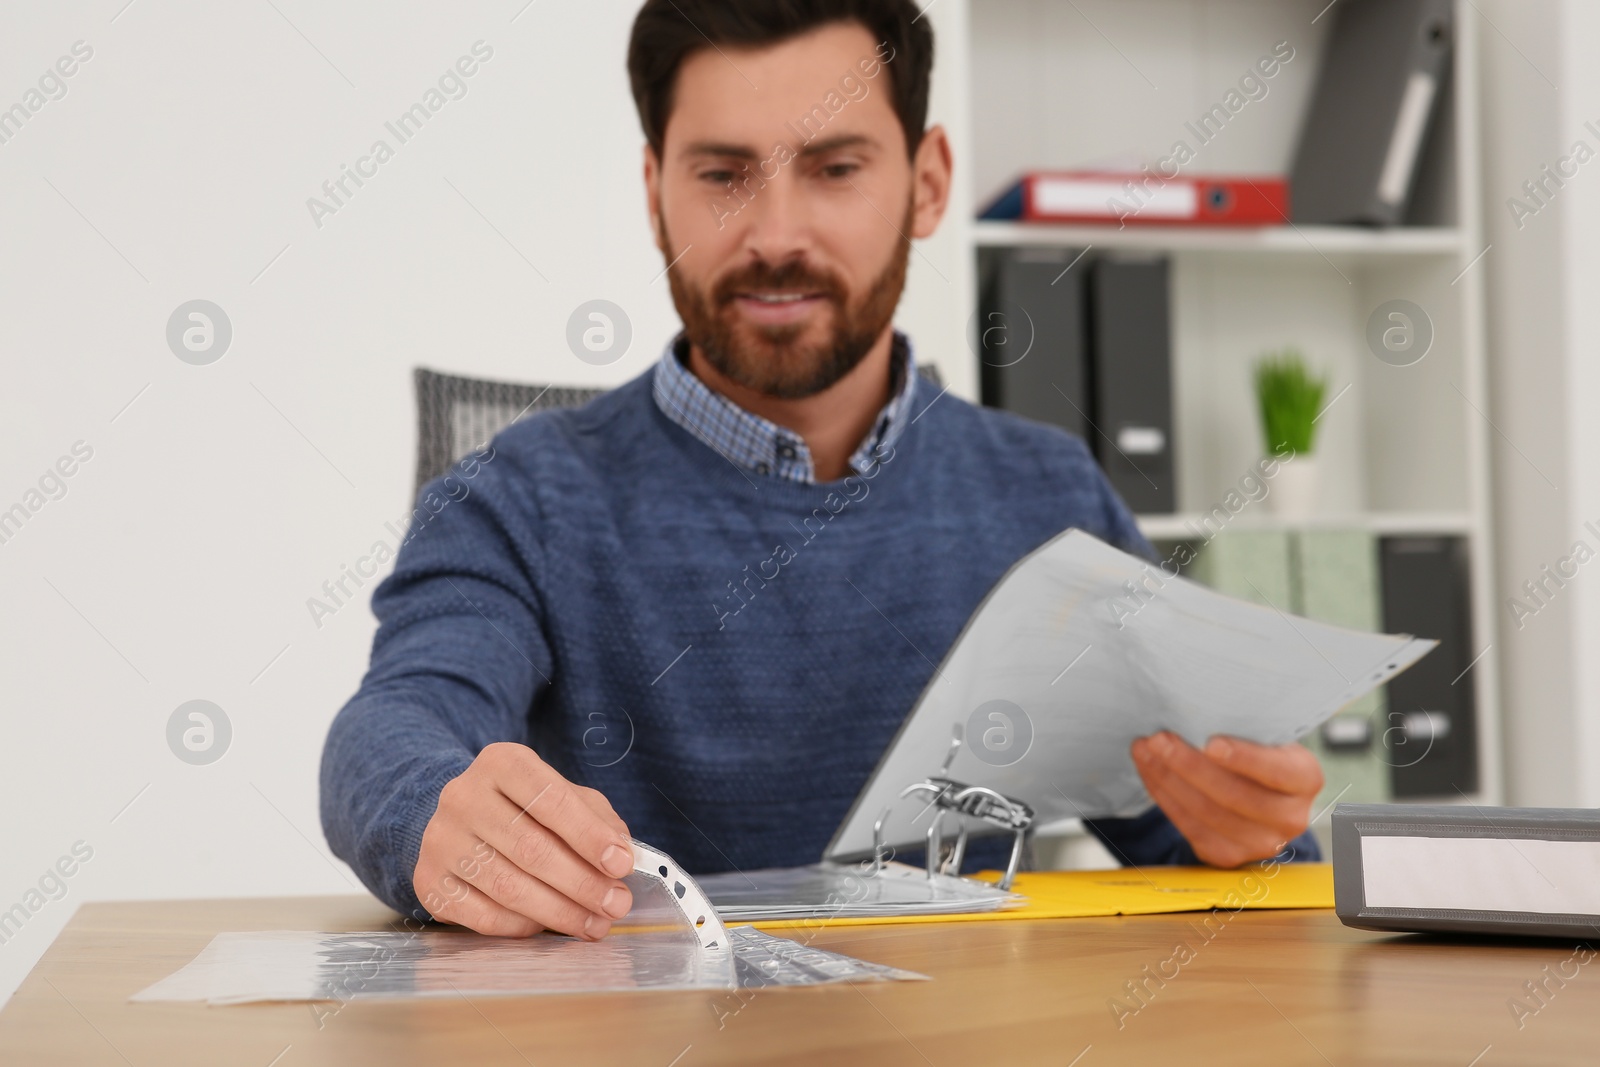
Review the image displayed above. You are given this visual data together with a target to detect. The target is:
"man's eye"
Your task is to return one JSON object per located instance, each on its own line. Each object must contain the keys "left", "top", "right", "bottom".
{"left": 821, "top": 163, "right": 859, "bottom": 180}
{"left": 701, "top": 169, "right": 737, "bottom": 185}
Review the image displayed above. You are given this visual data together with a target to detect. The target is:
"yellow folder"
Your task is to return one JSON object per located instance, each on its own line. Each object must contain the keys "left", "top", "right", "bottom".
{"left": 746, "top": 863, "right": 1334, "bottom": 930}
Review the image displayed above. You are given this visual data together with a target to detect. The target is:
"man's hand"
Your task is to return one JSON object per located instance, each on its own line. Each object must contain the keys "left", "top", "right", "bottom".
{"left": 413, "top": 742, "right": 635, "bottom": 939}
{"left": 1130, "top": 731, "right": 1324, "bottom": 869}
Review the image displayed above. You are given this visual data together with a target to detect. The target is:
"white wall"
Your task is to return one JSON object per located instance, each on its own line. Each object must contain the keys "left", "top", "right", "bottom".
{"left": 1559, "top": 0, "right": 1600, "bottom": 807}
{"left": 1479, "top": 0, "right": 1600, "bottom": 807}
{"left": 0, "top": 0, "right": 973, "bottom": 1005}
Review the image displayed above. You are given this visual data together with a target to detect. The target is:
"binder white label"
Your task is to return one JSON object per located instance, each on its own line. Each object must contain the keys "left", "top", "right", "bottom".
{"left": 1116, "top": 426, "right": 1166, "bottom": 455}
{"left": 1362, "top": 835, "right": 1600, "bottom": 915}
{"left": 1034, "top": 179, "right": 1198, "bottom": 219}
{"left": 1377, "top": 72, "right": 1437, "bottom": 206}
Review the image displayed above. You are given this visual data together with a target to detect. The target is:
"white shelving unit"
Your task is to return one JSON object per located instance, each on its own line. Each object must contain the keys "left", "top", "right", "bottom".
{"left": 973, "top": 220, "right": 1468, "bottom": 257}
{"left": 1133, "top": 510, "right": 1477, "bottom": 542}
{"left": 935, "top": 0, "right": 1501, "bottom": 824}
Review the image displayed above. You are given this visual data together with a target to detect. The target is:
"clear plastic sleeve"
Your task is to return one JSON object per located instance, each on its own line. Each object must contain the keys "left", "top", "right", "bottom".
{"left": 130, "top": 841, "right": 922, "bottom": 1004}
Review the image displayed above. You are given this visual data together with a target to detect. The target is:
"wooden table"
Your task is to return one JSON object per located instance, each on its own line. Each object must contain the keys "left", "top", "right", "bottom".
{"left": 2, "top": 894, "right": 1595, "bottom": 1066}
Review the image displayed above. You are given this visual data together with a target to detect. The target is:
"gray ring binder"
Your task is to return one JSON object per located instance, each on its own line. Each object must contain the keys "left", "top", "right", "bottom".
{"left": 869, "top": 726, "right": 1034, "bottom": 890}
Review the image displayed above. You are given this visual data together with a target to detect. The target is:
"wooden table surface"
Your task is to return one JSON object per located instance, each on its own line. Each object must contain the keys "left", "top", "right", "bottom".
{"left": 2, "top": 894, "right": 1596, "bottom": 1066}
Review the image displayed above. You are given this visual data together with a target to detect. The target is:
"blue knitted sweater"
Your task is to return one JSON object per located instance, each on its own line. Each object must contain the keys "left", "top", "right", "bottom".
{"left": 320, "top": 368, "right": 1318, "bottom": 921}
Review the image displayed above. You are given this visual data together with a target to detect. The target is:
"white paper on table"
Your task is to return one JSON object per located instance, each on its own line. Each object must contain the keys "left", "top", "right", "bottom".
{"left": 825, "top": 528, "right": 1436, "bottom": 862}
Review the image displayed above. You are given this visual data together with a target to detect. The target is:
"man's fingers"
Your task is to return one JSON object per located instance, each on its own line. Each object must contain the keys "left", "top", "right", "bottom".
{"left": 479, "top": 792, "right": 633, "bottom": 922}
{"left": 1134, "top": 751, "right": 1288, "bottom": 868}
{"left": 1136, "top": 765, "right": 1231, "bottom": 860}
{"left": 1135, "top": 733, "right": 1313, "bottom": 839}
{"left": 418, "top": 748, "right": 636, "bottom": 939}
{"left": 433, "top": 880, "right": 546, "bottom": 938}
{"left": 1203, "top": 735, "right": 1324, "bottom": 795}
{"left": 486, "top": 744, "right": 634, "bottom": 879}
{"left": 415, "top": 859, "right": 543, "bottom": 938}
{"left": 454, "top": 839, "right": 616, "bottom": 940}
{"left": 576, "top": 785, "right": 630, "bottom": 839}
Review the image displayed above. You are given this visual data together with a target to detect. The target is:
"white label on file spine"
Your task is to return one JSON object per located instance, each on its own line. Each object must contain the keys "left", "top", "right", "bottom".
{"left": 1116, "top": 426, "right": 1166, "bottom": 455}
{"left": 1361, "top": 835, "right": 1600, "bottom": 915}
{"left": 1377, "top": 72, "right": 1437, "bottom": 206}
{"left": 1034, "top": 179, "right": 1198, "bottom": 219}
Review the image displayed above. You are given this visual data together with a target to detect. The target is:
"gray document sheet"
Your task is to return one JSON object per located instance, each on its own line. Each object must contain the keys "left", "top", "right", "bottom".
{"left": 825, "top": 529, "right": 1436, "bottom": 862}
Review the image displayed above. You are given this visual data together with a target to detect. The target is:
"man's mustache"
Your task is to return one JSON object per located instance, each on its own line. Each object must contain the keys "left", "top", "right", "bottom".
{"left": 712, "top": 261, "right": 846, "bottom": 305}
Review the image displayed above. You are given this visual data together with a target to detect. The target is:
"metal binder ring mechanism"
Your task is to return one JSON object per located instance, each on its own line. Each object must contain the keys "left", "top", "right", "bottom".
{"left": 870, "top": 727, "right": 1035, "bottom": 891}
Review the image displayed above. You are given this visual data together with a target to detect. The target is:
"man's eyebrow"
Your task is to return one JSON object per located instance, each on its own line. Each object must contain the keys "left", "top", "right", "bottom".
{"left": 795, "top": 134, "right": 879, "bottom": 157}
{"left": 681, "top": 141, "right": 762, "bottom": 160}
{"left": 680, "top": 133, "right": 882, "bottom": 161}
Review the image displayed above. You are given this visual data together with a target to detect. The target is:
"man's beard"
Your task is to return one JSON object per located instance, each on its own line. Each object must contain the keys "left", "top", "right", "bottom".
{"left": 660, "top": 200, "right": 913, "bottom": 400}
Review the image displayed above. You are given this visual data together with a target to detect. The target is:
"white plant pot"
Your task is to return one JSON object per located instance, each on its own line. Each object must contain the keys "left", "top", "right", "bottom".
{"left": 1266, "top": 455, "right": 1319, "bottom": 520}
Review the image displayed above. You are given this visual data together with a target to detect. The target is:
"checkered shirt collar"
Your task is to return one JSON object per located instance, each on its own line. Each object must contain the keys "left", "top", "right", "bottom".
{"left": 650, "top": 331, "right": 919, "bottom": 483}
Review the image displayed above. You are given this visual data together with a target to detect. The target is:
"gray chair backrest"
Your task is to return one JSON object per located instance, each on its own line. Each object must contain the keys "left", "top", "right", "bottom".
{"left": 413, "top": 362, "right": 945, "bottom": 498}
{"left": 414, "top": 368, "right": 603, "bottom": 497}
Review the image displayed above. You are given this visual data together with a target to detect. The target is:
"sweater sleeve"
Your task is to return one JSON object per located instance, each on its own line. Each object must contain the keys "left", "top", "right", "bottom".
{"left": 319, "top": 447, "right": 553, "bottom": 922}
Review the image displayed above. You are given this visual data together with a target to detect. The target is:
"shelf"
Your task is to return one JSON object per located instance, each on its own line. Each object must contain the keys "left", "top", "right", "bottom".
{"left": 972, "top": 220, "right": 1468, "bottom": 257}
{"left": 956, "top": 0, "right": 1500, "bottom": 805}
{"left": 1135, "top": 511, "right": 1475, "bottom": 541}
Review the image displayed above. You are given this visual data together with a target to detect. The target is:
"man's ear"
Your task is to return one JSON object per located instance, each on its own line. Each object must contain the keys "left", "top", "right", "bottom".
{"left": 909, "top": 124, "right": 953, "bottom": 240}
{"left": 643, "top": 143, "right": 666, "bottom": 254}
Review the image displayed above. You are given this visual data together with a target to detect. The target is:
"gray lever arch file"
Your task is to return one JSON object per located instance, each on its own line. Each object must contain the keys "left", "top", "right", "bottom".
{"left": 1087, "top": 255, "right": 1175, "bottom": 514}
{"left": 977, "top": 246, "right": 1092, "bottom": 441}
{"left": 1289, "top": 0, "right": 1453, "bottom": 225}
{"left": 1334, "top": 803, "right": 1600, "bottom": 939}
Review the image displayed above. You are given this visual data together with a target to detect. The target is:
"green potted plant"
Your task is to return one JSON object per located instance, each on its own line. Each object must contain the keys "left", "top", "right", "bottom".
{"left": 1253, "top": 349, "right": 1328, "bottom": 519}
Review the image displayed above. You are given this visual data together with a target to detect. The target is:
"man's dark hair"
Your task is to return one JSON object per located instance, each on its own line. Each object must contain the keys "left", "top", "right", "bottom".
{"left": 627, "top": 0, "right": 935, "bottom": 159}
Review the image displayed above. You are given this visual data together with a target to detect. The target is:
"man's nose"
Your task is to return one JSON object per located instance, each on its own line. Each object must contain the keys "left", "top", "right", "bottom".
{"left": 737, "top": 169, "right": 815, "bottom": 265}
